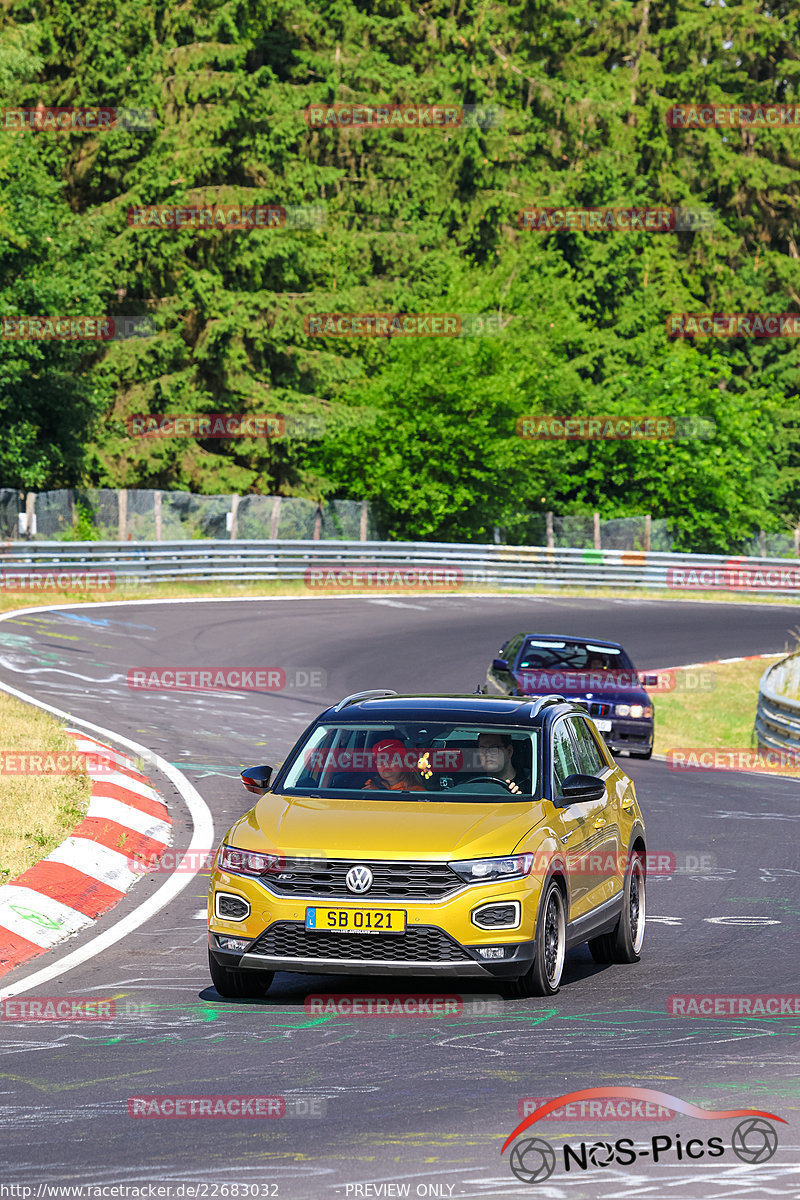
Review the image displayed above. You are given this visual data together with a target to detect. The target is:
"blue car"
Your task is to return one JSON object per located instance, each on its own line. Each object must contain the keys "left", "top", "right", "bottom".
{"left": 486, "top": 633, "right": 654, "bottom": 760}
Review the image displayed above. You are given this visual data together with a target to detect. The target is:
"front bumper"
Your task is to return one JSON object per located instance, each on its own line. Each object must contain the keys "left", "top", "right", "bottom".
{"left": 209, "top": 929, "right": 536, "bottom": 978}
{"left": 604, "top": 719, "right": 653, "bottom": 754}
{"left": 208, "top": 868, "right": 540, "bottom": 980}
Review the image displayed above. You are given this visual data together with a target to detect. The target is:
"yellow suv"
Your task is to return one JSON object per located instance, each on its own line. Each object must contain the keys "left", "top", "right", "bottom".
{"left": 207, "top": 692, "right": 646, "bottom": 999}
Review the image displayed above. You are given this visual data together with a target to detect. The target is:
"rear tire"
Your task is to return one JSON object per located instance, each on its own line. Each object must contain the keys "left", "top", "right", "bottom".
{"left": 588, "top": 930, "right": 615, "bottom": 964}
{"left": 208, "top": 949, "right": 274, "bottom": 998}
{"left": 504, "top": 880, "right": 566, "bottom": 998}
{"left": 589, "top": 851, "right": 645, "bottom": 965}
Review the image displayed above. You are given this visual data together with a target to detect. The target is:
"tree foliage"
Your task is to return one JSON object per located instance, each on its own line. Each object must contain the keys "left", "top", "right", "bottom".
{"left": 0, "top": 0, "right": 798, "bottom": 549}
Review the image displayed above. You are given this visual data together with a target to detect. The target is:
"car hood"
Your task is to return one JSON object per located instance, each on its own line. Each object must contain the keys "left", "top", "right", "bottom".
{"left": 513, "top": 669, "right": 650, "bottom": 704}
{"left": 228, "top": 793, "right": 549, "bottom": 861}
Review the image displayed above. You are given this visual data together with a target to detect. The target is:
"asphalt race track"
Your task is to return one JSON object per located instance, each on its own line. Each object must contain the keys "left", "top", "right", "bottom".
{"left": 1, "top": 594, "right": 799, "bottom": 1198}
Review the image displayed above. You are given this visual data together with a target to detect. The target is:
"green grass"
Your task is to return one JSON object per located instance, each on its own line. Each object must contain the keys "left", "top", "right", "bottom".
{"left": 0, "top": 691, "right": 91, "bottom": 884}
{"left": 2, "top": 577, "right": 800, "bottom": 615}
{"left": 653, "top": 657, "right": 782, "bottom": 756}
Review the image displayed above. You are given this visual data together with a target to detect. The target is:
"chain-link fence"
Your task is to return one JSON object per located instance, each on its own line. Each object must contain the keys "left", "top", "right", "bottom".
{"left": 499, "top": 513, "right": 674, "bottom": 551}
{"left": 0, "top": 489, "right": 18, "bottom": 539}
{"left": 3, "top": 487, "right": 799, "bottom": 554}
{"left": 740, "top": 530, "right": 800, "bottom": 558}
{"left": 4, "top": 488, "right": 380, "bottom": 542}
{"left": 554, "top": 514, "right": 672, "bottom": 551}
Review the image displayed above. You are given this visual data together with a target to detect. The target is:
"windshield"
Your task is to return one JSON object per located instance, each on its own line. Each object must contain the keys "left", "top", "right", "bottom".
{"left": 518, "top": 640, "right": 634, "bottom": 671}
{"left": 515, "top": 640, "right": 639, "bottom": 692}
{"left": 280, "top": 722, "right": 540, "bottom": 801}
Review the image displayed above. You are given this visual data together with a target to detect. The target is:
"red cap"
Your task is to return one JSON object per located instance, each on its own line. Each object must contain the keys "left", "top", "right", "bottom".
{"left": 372, "top": 738, "right": 407, "bottom": 758}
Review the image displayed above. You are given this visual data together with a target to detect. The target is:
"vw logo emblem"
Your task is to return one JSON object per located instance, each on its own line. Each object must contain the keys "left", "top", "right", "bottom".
{"left": 346, "top": 865, "right": 373, "bottom": 894}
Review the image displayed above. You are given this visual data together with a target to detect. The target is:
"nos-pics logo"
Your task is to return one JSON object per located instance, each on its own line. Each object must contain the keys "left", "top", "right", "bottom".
{"left": 502, "top": 1087, "right": 784, "bottom": 1184}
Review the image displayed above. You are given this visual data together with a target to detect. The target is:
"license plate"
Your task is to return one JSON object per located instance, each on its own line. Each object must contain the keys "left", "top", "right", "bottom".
{"left": 595, "top": 719, "right": 612, "bottom": 732}
{"left": 305, "top": 907, "right": 406, "bottom": 934}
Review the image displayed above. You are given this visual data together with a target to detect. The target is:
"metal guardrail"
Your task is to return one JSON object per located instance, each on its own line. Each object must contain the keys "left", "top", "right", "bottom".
{"left": 2, "top": 538, "right": 800, "bottom": 593}
{"left": 755, "top": 653, "right": 800, "bottom": 752}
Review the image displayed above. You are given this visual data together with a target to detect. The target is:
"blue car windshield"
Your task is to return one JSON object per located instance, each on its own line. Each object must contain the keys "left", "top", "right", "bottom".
{"left": 517, "top": 640, "right": 635, "bottom": 673}
{"left": 280, "top": 722, "right": 540, "bottom": 801}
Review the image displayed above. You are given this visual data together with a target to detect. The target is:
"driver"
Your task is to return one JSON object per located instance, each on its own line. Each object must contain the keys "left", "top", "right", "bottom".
{"left": 476, "top": 732, "right": 525, "bottom": 795}
{"left": 363, "top": 738, "right": 426, "bottom": 792}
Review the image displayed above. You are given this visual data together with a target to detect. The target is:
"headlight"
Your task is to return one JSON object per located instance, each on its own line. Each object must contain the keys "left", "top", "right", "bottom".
{"left": 628, "top": 705, "right": 653, "bottom": 719}
{"left": 616, "top": 704, "right": 631, "bottom": 717}
{"left": 450, "top": 854, "right": 534, "bottom": 883}
{"left": 218, "top": 845, "right": 283, "bottom": 875}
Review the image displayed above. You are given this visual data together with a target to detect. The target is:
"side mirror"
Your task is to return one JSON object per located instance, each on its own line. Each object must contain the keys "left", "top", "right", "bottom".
{"left": 560, "top": 773, "right": 606, "bottom": 803}
{"left": 492, "top": 657, "right": 509, "bottom": 672}
{"left": 241, "top": 765, "right": 273, "bottom": 794}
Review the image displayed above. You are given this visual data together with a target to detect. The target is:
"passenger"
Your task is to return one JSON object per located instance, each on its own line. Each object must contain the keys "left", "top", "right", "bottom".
{"left": 363, "top": 738, "right": 426, "bottom": 792}
{"left": 476, "top": 732, "right": 526, "bottom": 795}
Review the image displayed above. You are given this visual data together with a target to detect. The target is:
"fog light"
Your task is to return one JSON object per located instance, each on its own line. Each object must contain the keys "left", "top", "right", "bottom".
{"left": 215, "top": 892, "right": 250, "bottom": 921}
{"left": 217, "top": 936, "right": 249, "bottom": 951}
{"left": 476, "top": 946, "right": 506, "bottom": 959}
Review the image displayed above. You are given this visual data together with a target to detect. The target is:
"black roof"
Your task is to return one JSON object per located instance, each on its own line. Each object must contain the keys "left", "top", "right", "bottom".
{"left": 320, "top": 693, "right": 578, "bottom": 726}
{"left": 514, "top": 633, "right": 625, "bottom": 650}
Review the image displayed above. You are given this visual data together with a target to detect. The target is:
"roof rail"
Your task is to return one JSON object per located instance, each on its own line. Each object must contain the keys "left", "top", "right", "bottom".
{"left": 333, "top": 689, "right": 398, "bottom": 712}
{"left": 527, "top": 694, "right": 567, "bottom": 718}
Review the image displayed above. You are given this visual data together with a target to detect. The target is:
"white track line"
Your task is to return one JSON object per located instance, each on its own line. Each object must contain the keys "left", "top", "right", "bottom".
{"left": 0, "top": 623, "right": 214, "bottom": 998}
{"left": 46, "top": 836, "right": 141, "bottom": 891}
{"left": 0, "top": 886, "right": 92, "bottom": 946}
{"left": 86, "top": 794, "right": 171, "bottom": 841}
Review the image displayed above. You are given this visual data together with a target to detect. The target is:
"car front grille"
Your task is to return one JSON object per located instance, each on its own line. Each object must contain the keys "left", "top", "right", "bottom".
{"left": 574, "top": 701, "right": 612, "bottom": 718}
{"left": 250, "top": 922, "right": 472, "bottom": 963}
{"left": 257, "top": 858, "right": 463, "bottom": 900}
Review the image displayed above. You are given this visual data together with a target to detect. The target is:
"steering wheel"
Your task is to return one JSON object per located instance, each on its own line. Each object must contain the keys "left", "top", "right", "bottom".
{"left": 464, "top": 774, "right": 519, "bottom": 793}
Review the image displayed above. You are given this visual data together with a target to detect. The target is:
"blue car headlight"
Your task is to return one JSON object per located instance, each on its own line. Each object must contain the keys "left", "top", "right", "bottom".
{"left": 615, "top": 704, "right": 652, "bottom": 719}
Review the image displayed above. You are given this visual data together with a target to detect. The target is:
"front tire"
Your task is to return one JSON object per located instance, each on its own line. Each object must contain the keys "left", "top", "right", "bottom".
{"left": 505, "top": 880, "right": 566, "bottom": 998}
{"left": 208, "top": 949, "right": 274, "bottom": 998}
{"left": 589, "top": 851, "right": 646, "bottom": 964}
{"left": 630, "top": 748, "right": 653, "bottom": 760}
